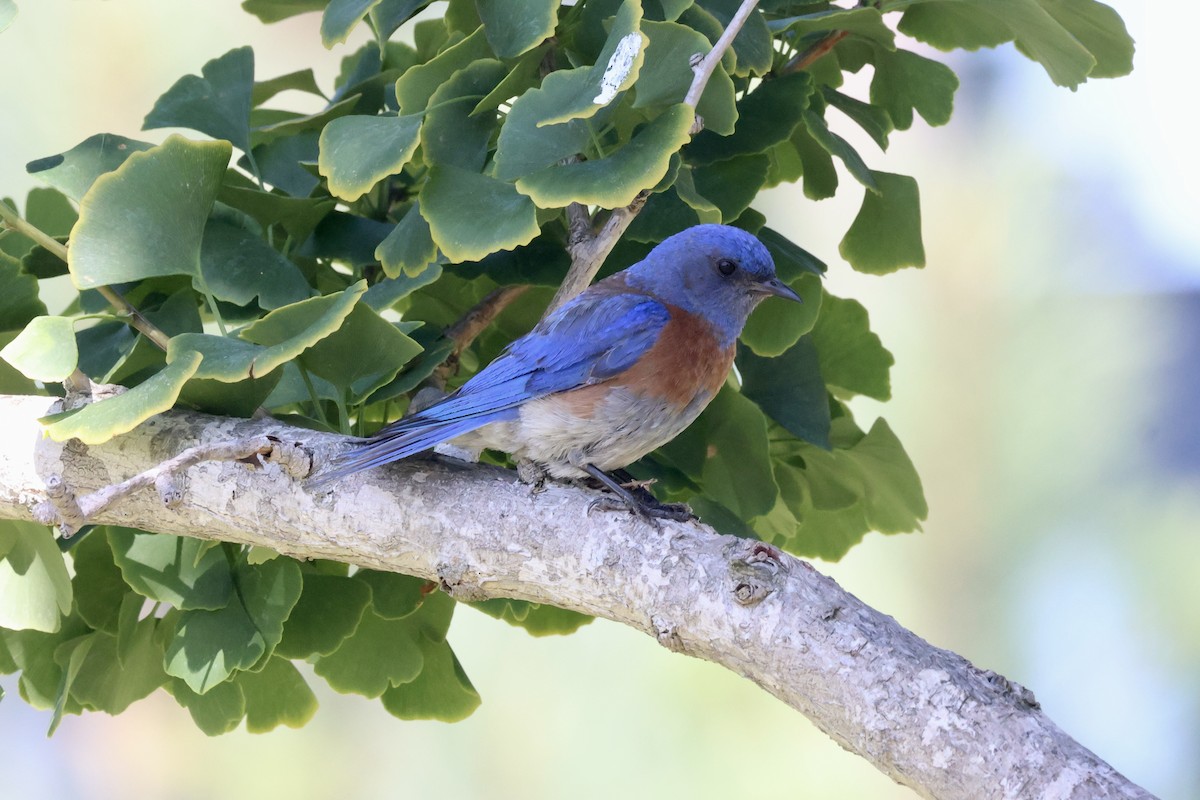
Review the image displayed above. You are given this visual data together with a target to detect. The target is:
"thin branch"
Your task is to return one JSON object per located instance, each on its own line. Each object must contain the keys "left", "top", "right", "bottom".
{"left": 0, "top": 394, "right": 1155, "bottom": 800}
{"left": 779, "top": 29, "right": 850, "bottom": 75}
{"left": 32, "top": 432, "right": 311, "bottom": 536}
{"left": 546, "top": 193, "right": 649, "bottom": 314}
{"left": 0, "top": 201, "right": 173, "bottom": 352}
{"left": 430, "top": 285, "right": 530, "bottom": 389}
{"left": 685, "top": 0, "right": 761, "bottom": 107}
{"left": 543, "top": 1, "right": 761, "bottom": 316}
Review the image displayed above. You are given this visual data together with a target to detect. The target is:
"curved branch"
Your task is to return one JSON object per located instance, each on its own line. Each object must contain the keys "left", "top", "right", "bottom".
{"left": 0, "top": 394, "right": 1152, "bottom": 800}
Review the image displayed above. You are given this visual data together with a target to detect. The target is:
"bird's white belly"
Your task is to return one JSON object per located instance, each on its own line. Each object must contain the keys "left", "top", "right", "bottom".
{"left": 453, "top": 387, "right": 711, "bottom": 479}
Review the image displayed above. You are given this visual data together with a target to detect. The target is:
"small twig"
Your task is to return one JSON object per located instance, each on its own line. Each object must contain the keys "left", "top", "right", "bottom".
{"left": 779, "top": 29, "right": 850, "bottom": 75}
{"left": 543, "top": 1, "right": 759, "bottom": 316}
{"left": 429, "top": 285, "right": 531, "bottom": 389}
{"left": 0, "top": 201, "right": 173, "bottom": 352}
{"left": 33, "top": 435, "right": 312, "bottom": 537}
{"left": 684, "top": 0, "right": 761, "bottom": 107}
{"left": 545, "top": 194, "right": 649, "bottom": 314}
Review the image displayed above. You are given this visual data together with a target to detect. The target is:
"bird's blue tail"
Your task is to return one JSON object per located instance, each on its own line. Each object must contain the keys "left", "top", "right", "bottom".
{"left": 310, "top": 412, "right": 508, "bottom": 487}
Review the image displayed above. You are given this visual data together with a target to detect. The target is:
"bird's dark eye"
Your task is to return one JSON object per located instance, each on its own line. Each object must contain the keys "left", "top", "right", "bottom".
{"left": 717, "top": 258, "right": 737, "bottom": 276}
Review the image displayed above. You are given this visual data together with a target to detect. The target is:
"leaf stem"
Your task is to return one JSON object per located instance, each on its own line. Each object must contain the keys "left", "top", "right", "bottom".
{"left": 0, "top": 200, "right": 173, "bottom": 352}
{"left": 298, "top": 363, "right": 330, "bottom": 428}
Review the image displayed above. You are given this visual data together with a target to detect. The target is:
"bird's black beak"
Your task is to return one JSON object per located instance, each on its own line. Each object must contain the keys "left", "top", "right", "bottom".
{"left": 757, "top": 277, "right": 803, "bottom": 303}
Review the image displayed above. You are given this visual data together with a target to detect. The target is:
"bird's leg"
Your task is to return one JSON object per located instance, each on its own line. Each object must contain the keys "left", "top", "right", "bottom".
{"left": 582, "top": 464, "right": 694, "bottom": 523}
{"left": 516, "top": 457, "right": 550, "bottom": 494}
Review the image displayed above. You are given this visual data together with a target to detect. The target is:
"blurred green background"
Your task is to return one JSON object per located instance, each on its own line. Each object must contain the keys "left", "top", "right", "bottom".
{"left": 2, "top": 2, "right": 1196, "bottom": 797}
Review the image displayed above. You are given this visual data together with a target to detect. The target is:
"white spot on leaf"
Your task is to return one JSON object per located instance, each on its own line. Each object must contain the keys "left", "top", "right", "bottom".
{"left": 593, "top": 34, "right": 642, "bottom": 105}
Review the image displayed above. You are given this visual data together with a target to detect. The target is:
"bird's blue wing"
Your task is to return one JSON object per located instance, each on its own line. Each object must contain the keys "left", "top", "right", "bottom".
{"left": 313, "top": 292, "right": 669, "bottom": 483}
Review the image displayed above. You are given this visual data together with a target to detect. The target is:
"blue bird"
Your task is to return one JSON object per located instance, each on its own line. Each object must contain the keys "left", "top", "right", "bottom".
{"left": 316, "top": 224, "right": 801, "bottom": 518}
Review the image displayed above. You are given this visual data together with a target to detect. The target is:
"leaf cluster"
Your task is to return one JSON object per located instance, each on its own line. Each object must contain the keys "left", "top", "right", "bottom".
{"left": 0, "top": 0, "right": 1132, "bottom": 732}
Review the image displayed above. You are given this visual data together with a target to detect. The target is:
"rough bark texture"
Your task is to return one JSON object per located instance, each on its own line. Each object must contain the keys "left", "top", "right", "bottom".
{"left": 0, "top": 394, "right": 1153, "bottom": 800}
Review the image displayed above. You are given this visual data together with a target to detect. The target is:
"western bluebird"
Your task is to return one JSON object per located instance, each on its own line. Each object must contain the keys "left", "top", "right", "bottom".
{"left": 316, "top": 224, "right": 801, "bottom": 518}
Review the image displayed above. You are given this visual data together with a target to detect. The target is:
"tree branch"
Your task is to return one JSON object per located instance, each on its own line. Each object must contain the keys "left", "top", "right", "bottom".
{"left": 684, "top": 0, "right": 760, "bottom": 107}
{"left": 0, "top": 202, "right": 173, "bottom": 352}
{"left": 430, "top": 285, "right": 530, "bottom": 389}
{"left": 779, "top": 29, "right": 850, "bottom": 76}
{"left": 0, "top": 394, "right": 1153, "bottom": 800}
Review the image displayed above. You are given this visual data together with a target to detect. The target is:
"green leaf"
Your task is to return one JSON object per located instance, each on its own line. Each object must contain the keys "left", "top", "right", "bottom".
{"left": 169, "top": 281, "right": 365, "bottom": 383}
{"left": 42, "top": 350, "right": 204, "bottom": 445}
{"left": 252, "top": 93, "right": 363, "bottom": 149}
{"left": 809, "top": 293, "right": 893, "bottom": 401}
{"left": 422, "top": 60, "right": 506, "bottom": 171}
{"left": 26, "top": 134, "right": 154, "bottom": 203}
{"left": 0, "top": 522, "right": 73, "bottom": 633}
{"left": 70, "top": 532, "right": 133, "bottom": 634}
{"left": 822, "top": 87, "right": 893, "bottom": 151}
{"left": 49, "top": 635, "right": 94, "bottom": 736}
{"left": 758, "top": 226, "right": 826, "bottom": 280}
{"left": 658, "top": 385, "right": 776, "bottom": 520}
{"left": 838, "top": 171, "right": 925, "bottom": 273}
{"left": 898, "top": 0, "right": 1130, "bottom": 88}
{"left": 636, "top": 20, "right": 737, "bottom": 136}
{"left": 395, "top": 27, "right": 494, "bottom": 115}
{"left": 375, "top": 204, "right": 438, "bottom": 279}
{"left": 108, "top": 528, "right": 233, "bottom": 610}
{"left": 791, "top": 124, "right": 837, "bottom": 200}
{"left": 802, "top": 110, "right": 878, "bottom": 192}
{"left": 170, "top": 675, "right": 246, "bottom": 735}
{"left": 252, "top": 68, "right": 325, "bottom": 106}
{"left": 0, "top": 254, "right": 47, "bottom": 332}
{"left": 516, "top": 104, "right": 694, "bottom": 208}
{"left": 370, "top": 0, "right": 433, "bottom": 40}
{"left": 690, "top": 153, "right": 770, "bottom": 223}
{"left": 420, "top": 165, "right": 540, "bottom": 262}
{"left": 318, "top": 114, "right": 422, "bottom": 202}
{"left": 25, "top": 186, "right": 79, "bottom": 237}
{"left": 741, "top": 272, "right": 821, "bottom": 356}
{"left": 870, "top": 48, "right": 959, "bottom": 130}
{"left": 476, "top": 0, "right": 557, "bottom": 58}
{"left": 241, "top": 0, "right": 326, "bottom": 24}
{"left": 1038, "top": 0, "right": 1134, "bottom": 79}
{"left": 237, "top": 655, "right": 318, "bottom": 732}
{"left": 355, "top": 570, "right": 429, "bottom": 618}
{"left": 471, "top": 600, "right": 594, "bottom": 636}
{"left": 471, "top": 44, "right": 549, "bottom": 115}
{"left": 1, "top": 315, "right": 77, "bottom": 382}
{"left": 738, "top": 338, "right": 831, "bottom": 449}
{"left": 164, "top": 558, "right": 303, "bottom": 694}
{"left": 276, "top": 574, "right": 371, "bottom": 659}
{"left": 380, "top": 633, "right": 480, "bottom": 721}
{"left": 144, "top": 47, "right": 255, "bottom": 153}
{"left": 852, "top": 417, "right": 928, "bottom": 534}
{"left": 217, "top": 184, "right": 335, "bottom": 243}
{"left": 69, "top": 616, "right": 168, "bottom": 714}
{"left": 322, "top": 0, "right": 383, "bottom": 47}
{"left": 69, "top": 136, "right": 231, "bottom": 289}
{"left": 312, "top": 608, "right": 424, "bottom": 697}
{"left": 298, "top": 302, "right": 424, "bottom": 404}
{"left": 686, "top": 72, "right": 812, "bottom": 165}
{"left": 493, "top": 74, "right": 604, "bottom": 181}
{"left": 199, "top": 219, "right": 313, "bottom": 310}
{"left": 3, "top": 617, "right": 90, "bottom": 708}
{"left": 536, "top": 0, "right": 645, "bottom": 127}
{"left": 769, "top": 6, "right": 896, "bottom": 49}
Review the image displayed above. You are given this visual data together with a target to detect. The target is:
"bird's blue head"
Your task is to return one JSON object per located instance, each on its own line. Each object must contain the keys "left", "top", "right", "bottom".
{"left": 622, "top": 224, "right": 801, "bottom": 345}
